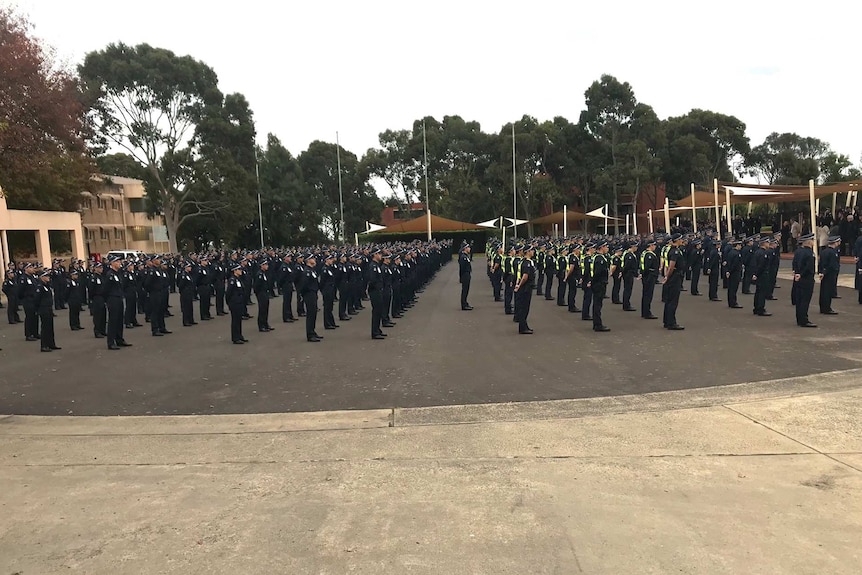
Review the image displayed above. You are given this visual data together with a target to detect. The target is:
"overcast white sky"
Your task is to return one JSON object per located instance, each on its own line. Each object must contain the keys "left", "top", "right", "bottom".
{"left": 10, "top": 0, "right": 862, "bottom": 179}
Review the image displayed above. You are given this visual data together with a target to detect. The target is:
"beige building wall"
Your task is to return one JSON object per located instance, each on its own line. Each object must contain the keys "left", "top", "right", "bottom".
{"left": 82, "top": 175, "right": 169, "bottom": 256}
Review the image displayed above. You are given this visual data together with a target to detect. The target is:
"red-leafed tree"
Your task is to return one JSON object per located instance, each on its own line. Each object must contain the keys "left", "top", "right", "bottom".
{"left": 0, "top": 7, "right": 94, "bottom": 210}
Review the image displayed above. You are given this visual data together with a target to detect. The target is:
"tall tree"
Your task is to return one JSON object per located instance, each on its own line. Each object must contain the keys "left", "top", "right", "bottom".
{"left": 746, "top": 132, "right": 837, "bottom": 185}
{"left": 96, "top": 153, "right": 148, "bottom": 180}
{"left": 579, "top": 75, "right": 639, "bottom": 231}
{"left": 79, "top": 43, "right": 251, "bottom": 252}
{"left": 0, "top": 7, "right": 94, "bottom": 210}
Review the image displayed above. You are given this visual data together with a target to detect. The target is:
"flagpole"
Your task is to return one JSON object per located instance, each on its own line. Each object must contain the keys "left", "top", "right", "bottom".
{"left": 633, "top": 211, "right": 638, "bottom": 235}
{"left": 255, "top": 158, "right": 264, "bottom": 248}
{"left": 713, "top": 179, "right": 721, "bottom": 236}
{"left": 422, "top": 121, "right": 431, "bottom": 241}
{"left": 604, "top": 204, "right": 608, "bottom": 235}
{"left": 809, "top": 179, "right": 818, "bottom": 270}
{"left": 336, "top": 132, "right": 345, "bottom": 243}
{"left": 648, "top": 209, "right": 654, "bottom": 233}
{"left": 691, "top": 183, "right": 697, "bottom": 233}
{"left": 663, "top": 197, "right": 671, "bottom": 233}
{"left": 724, "top": 184, "right": 733, "bottom": 235}
{"left": 563, "top": 204, "right": 567, "bottom": 237}
{"left": 501, "top": 216, "right": 506, "bottom": 247}
{"left": 512, "top": 123, "right": 517, "bottom": 239}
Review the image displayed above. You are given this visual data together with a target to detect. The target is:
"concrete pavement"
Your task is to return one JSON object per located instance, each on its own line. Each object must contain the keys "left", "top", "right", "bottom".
{"left": 2, "top": 371, "right": 860, "bottom": 574}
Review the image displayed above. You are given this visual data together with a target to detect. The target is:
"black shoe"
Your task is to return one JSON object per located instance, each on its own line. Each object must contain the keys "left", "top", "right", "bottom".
{"left": 594, "top": 325, "right": 611, "bottom": 332}
{"left": 623, "top": 307, "right": 637, "bottom": 312}
{"left": 184, "top": 323, "right": 193, "bottom": 327}
{"left": 307, "top": 336, "right": 321, "bottom": 342}
{"left": 259, "top": 328, "right": 271, "bottom": 332}
{"left": 160, "top": 330, "right": 172, "bottom": 334}
{"left": 691, "top": 293, "right": 701, "bottom": 296}
{"left": 710, "top": 298, "right": 722, "bottom": 302}
{"left": 519, "top": 329, "right": 534, "bottom": 335}
{"left": 643, "top": 315, "right": 658, "bottom": 319}
{"left": 324, "top": 326, "right": 336, "bottom": 330}
{"left": 755, "top": 312, "right": 772, "bottom": 317}
{"left": 730, "top": 304, "right": 743, "bottom": 309}
{"left": 582, "top": 316, "right": 592, "bottom": 321}
{"left": 312, "top": 334, "right": 324, "bottom": 339}
{"left": 200, "top": 317, "right": 212, "bottom": 321}
{"left": 494, "top": 298, "right": 503, "bottom": 302}
{"left": 233, "top": 340, "right": 245, "bottom": 344}
{"left": 799, "top": 322, "right": 818, "bottom": 328}
{"left": 217, "top": 312, "right": 228, "bottom": 316}
{"left": 241, "top": 337, "right": 249, "bottom": 342}
{"left": 382, "top": 322, "right": 396, "bottom": 327}
{"left": 118, "top": 342, "right": 132, "bottom": 347}
{"left": 833, "top": 295, "right": 841, "bottom": 299}
{"left": 41, "top": 347, "right": 53, "bottom": 352}
{"left": 668, "top": 325, "right": 685, "bottom": 330}
{"left": 505, "top": 311, "right": 514, "bottom": 315}
{"left": 95, "top": 333, "right": 105, "bottom": 339}
{"left": 50, "top": 346, "right": 62, "bottom": 350}
{"left": 372, "top": 334, "right": 386, "bottom": 340}
{"left": 569, "top": 308, "right": 581, "bottom": 313}
{"left": 821, "top": 310, "right": 838, "bottom": 315}
{"left": 392, "top": 314, "right": 403, "bottom": 319}
{"left": 152, "top": 332, "right": 164, "bottom": 336}
{"left": 461, "top": 306, "right": 473, "bottom": 311}
{"left": 26, "top": 336, "right": 39, "bottom": 342}
{"left": 108, "top": 344, "right": 120, "bottom": 350}
{"left": 133, "top": 323, "right": 143, "bottom": 327}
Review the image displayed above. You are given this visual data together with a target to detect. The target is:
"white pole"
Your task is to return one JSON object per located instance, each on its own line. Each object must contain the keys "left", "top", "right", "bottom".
{"left": 663, "top": 197, "right": 671, "bottom": 232}
{"left": 725, "top": 185, "right": 732, "bottom": 235}
{"left": 336, "top": 132, "right": 345, "bottom": 243}
{"left": 512, "top": 123, "right": 517, "bottom": 239}
{"left": 554, "top": 223, "right": 558, "bottom": 238}
{"left": 648, "top": 209, "right": 653, "bottom": 233}
{"left": 713, "top": 179, "right": 721, "bottom": 237}
{"left": 354, "top": 232, "right": 358, "bottom": 247}
{"left": 633, "top": 211, "right": 638, "bottom": 235}
{"left": 422, "top": 121, "right": 431, "bottom": 241}
{"left": 625, "top": 214, "right": 630, "bottom": 235}
{"left": 748, "top": 201, "right": 753, "bottom": 216}
{"left": 832, "top": 192, "right": 837, "bottom": 215}
{"left": 563, "top": 204, "right": 567, "bottom": 237}
{"left": 809, "top": 179, "right": 818, "bottom": 270}
{"left": 604, "top": 204, "right": 608, "bottom": 235}
{"left": 255, "top": 160, "right": 264, "bottom": 248}
{"left": 501, "top": 216, "right": 506, "bottom": 247}
{"left": 676, "top": 216, "right": 680, "bottom": 227}
{"left": 690, "top": 183, "right": 697, "bottom": 233}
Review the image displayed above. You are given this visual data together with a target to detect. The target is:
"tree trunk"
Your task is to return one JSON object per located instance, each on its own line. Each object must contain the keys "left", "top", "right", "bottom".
{"left": 164, "top": 199, "right": 180, "bottom": 254}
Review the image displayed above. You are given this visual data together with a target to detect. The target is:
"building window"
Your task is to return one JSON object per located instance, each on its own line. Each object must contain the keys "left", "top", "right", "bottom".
{"left": 128, "top": 198, "right": 149, "bottom": 213}
{"left": 130, "top": 226, "right": 151, "bottom": 242}
{"left": 83, "top": 198, "right": 92, "bottom": 210}
{"left": 100, "top": 228, "right": 109, "bottom": 240}
{"left": 111, "top": 198, "right": 121, "bottom": 211}
{"left": 114, "top": 228, "right": 123, "bottom": 240}
{"left": 87, "top": 229, "right": 96, "bottom": 241}
{"left": 97, "top": 197, "right": 107, "bottom": 210}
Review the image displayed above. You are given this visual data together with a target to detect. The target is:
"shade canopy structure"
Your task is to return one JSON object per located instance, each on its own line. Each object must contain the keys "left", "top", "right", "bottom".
{"left": 675, "top": 181, "right": 862, "bottom": 207}
{"left": 527, "top": 210, "right": 590, "bottom": 226}
{"left": 369, "top": 214, "right": 485, "bottom": 234}
{"left": 674, "top": 190, "right": 737, "bottom": 208}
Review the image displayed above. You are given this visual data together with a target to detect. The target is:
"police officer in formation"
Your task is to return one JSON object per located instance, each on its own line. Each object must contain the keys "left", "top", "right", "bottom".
{"left": 458, "top": 243, "right": 473, "bottom": 310}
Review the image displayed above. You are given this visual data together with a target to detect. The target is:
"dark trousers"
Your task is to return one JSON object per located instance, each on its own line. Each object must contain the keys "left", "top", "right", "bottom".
{"left": 338, "top": 285, "right": 349, "bottom": 319}
{"left": 556, "top": 277, "right": 566, "bottom": 306}
{"left": 819, "top": 274, "right": 838, "bottom": 312}
{"left": 256, "top": 293, "right": 270, "bottom": 329}
{"left": 106, "top": 296, "right": 124, "bottom": 346}
{"left": 91, "top": 297, "right": 106, "bottom": 336}
{"left": 303, "top": 290, "right": 318, "bottom": 338}
{"left": 727, "top": 273, "right": 741, "bottom": 307}
{"left": 23, "top": 300, "right": 38, "bottom": 338}
{"left": 592, "top": 283, "right": 607, "bottom": 328}
{"left": 492, "top": 273, "right": 502, "bottom": 300}
{"left": 199, "top": 286, "right": 212, "bottom": 319}
{"left": 515, "top": 287, "right": 532, "bottom": 331}
{"left": 504, "top": 280, "right": 514, "bottom": 313}
{"left": 180, "top": 289, "right": 195, "bottom": 325}
{"left": 460, "top": 275, "right": 471, "bottom": 308}
{"left": 39, "top": 310, "right": 55, "bottom": 348}
{"left": 622, "top": 274, "right": 635, "bottom": 308}
{"left": 322, "top": 287, "right": 336, "bottom": 327}
{"left": 581, "top": 284, "right": 593, "bottom": 319}
{"left": 7, "top": 295, "right": 20, "bottom": 323}
{"left": 663, "top": 275, "right": 683, "bottom": 327}
{"left": 708, "top": 270, "right": 720, "bottom": 299}
{"left": 370, "top": 288, "right": 383, "bottom": 336}
{"left": 229, "top": 299, "right": 243, "bottom": 342}
{"left": 283, "top": 289, "right": 295, "bottom": 320}
{"left": 611, "top": 275, "right": 621, "bottom": 303}
{"left": 391, "top": 283, "right": 401, "bottom": 316}
{"left": 215, "top": 284, "right": 226, "bottom": 314}
{"left": 641, "top": 276, "right": 656, "bottom": 318}
{"left": 382, "top": 286, "right": 392, "bottom": 322}
{"left": 690, "top": 267, "right": 701, "bottom": 294}
{"left": 124, "top": 292, "right": 137, "bottom": 325}
{"left": 567, "top": 281, "right": 579, "bottom": 311}
{"left": 742, "top": 271, "right": 754, "bottom": 293}
{"left": 796, "top": 280, "right": 814, "bottom": 325}
{"left": 544, "top": 273, "right": 554, "bottom": 299}
{"left": 536, "top": 271, "right": 544, "bottom": 295}
{"left": 149, "top": 290, "right": 166, "bottom": 333}
{"left": 753, "top": 282, "right": 767, "bottom": 314}
{"left": 69, "top": 301, "right": 82, "bottom": 328}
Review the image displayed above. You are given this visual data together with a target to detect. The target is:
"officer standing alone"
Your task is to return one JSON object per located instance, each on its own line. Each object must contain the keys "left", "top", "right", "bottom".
{"left": 459, "top": 244, "right": 472, "bottom": 310}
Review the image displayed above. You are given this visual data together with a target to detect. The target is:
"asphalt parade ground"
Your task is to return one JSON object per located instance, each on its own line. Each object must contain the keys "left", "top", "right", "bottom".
{"left": 1, "top": 256, "right": 861, "bottom": 416}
